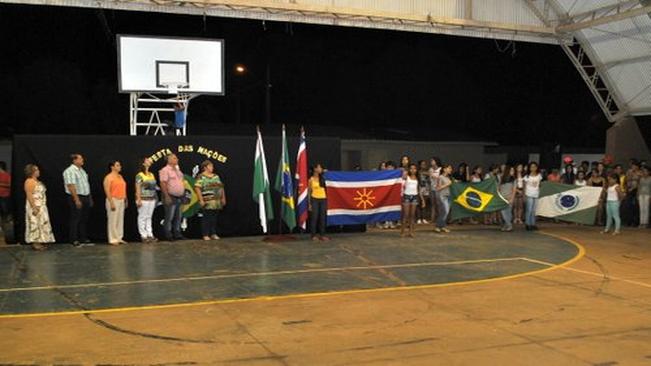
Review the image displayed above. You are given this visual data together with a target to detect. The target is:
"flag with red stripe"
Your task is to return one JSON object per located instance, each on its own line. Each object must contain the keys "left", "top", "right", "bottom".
{"left": 295, "top": 128, "right": 308, "bottom": 230}
{"left": 324, "top": 170, "right": 402, "bottom": 225}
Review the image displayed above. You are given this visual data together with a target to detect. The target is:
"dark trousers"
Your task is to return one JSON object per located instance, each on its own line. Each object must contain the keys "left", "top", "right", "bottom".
{"left": 621, "top": 191, "right": 639, "bottom": 226}
{"left": 164, "top": 196, "right": 183, "bottom": 239}
{"left": 200, "top": 209, "right": 219, "bottom": 237}
{"left": 0, "top": 196, "right": 10, "bottom": 219}
{"left": 68, "top": 195, "right": 91, "bottom": 243}
{"left": 310, "top": 198, "right": 327, "bottom": 237}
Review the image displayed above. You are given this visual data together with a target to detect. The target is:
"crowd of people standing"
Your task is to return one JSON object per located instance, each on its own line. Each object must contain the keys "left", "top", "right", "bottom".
{"left": 6, "top": 152, "right": 651, "bottom": 250}
{"left": 21, "top": 153, "right": 227, "bottom": 251}
{"left": 389, "top": 156, "right": 651, "bottom": 238}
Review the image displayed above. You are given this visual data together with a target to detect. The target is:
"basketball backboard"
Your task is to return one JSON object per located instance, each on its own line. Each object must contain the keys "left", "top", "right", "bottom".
{"left": 117, "top": 35, "right": 224, "bottom": 95}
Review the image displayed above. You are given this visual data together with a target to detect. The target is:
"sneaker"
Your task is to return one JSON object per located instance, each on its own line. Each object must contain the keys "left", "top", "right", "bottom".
{"left": 202, "top": 236, "right": 211, "bottom": 241}
{"left": 600, "top": 230, "right": 609, "bottom": 234}
{"left": 382, "top": 222, "right": 390, "bottom": 229}
{"left": 319, "top": 236, "right": 331, "bottom": 242}
{"left": 389, "top": 223, "right": 397, "bottom": 229}
{"left": 211, "top": 235, "right": 220, "bottom": 240}
{"left": 434, "top": 228, "right": 442, "bottom": 233}
{"left": 417, "top": 219, "right": 423, "bottom": 224}
{"left": 441, "top": 227, "right": 450, "bottom": 233}
{"left": 612, "top": 231, "right": 620, "bottom": 236}
{"left": 71, "top": 241, "right": 82, "bottom": 248}
{"left": 422, "top": 219, "right": 429, "bottom": 224}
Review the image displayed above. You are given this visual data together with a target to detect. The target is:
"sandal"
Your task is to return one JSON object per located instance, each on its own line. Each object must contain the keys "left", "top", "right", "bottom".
{"left": 31, "top": 243, "right": 46, "bottom": 251}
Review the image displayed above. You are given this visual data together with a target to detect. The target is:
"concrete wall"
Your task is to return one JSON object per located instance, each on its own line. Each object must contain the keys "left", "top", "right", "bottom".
{"left": 341, "top": 140, "right": 503, "bottom": 170}
{"left": 606, "top": 117, "right": 651, "bottom": 164}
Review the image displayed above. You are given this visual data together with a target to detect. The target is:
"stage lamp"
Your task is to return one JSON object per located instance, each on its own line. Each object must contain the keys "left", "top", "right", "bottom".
{"left": 235, "top": 64, "right": 246, "bottom": 74}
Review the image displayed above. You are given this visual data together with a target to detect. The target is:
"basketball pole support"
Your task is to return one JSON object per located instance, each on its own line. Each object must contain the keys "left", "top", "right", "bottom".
{"left": 129, "top": 92, "right": 198, "bottom": 136}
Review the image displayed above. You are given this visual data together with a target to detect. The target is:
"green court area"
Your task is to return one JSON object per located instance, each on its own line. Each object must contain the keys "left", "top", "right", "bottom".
{"left": 0, "top": 229, "right": 581, "bottom": 316}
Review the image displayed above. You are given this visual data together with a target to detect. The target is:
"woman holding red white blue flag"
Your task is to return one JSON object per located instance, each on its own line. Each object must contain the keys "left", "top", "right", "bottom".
{"left": 309, "top": 164, "right": 329, "bottom": 242}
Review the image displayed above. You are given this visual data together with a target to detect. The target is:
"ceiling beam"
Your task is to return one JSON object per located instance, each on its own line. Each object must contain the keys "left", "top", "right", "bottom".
{"left": 559, "top": 0, "right": 640, "bottom": 24}
{"left": 189, "top": 0, "right": 556, "bottom": 36}
{"left": 556, "top": 3, "right": 651, "bottom": 33}
{"left": 604, "top": 54, "right": 651, "bottom": 69}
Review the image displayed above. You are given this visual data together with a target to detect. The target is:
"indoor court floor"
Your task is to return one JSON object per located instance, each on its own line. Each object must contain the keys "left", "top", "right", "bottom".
{"left": 1, "top": 224, "right": 650, "bottom": 365}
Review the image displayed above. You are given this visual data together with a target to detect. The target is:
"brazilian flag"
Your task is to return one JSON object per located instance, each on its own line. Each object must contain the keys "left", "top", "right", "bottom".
{"left": 181, "top": 174, "right": 201, "bottom": 218}
{"left": 449, "top": 178, "right": 509, "bottom": 220}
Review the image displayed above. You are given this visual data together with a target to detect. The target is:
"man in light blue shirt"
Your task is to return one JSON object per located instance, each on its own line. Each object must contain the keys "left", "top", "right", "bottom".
{"left": 63, "top": 154, "right": 93, "bottom": 246}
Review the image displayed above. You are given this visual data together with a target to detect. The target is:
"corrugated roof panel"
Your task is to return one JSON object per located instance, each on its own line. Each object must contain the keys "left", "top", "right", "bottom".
{"left": 278, "top": 0, "right": 546, "bottom": 26}
{"left": 472, "top": 0, "right": 545, "bottom": 26}
{"left": 554, "top": 0, "right": 621, "bottom": 16}
{"left": 301, "top": 0, "right": 463, "bottom": 19}
{"left": 606, "top": 62, "right": 651, "bottom": 112}
{"left": 582, "top": 16, "right": 651, "bottom": 63}
{"left": 554, "top": 0, "right": 651, "bottom": 116}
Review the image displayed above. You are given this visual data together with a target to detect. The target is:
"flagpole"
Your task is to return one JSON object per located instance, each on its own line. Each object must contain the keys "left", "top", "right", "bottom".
{"left": 264, "top": 123, "right": 297, "bottom": 242}
{"left": 298, "top": 126, "right": 304, "bottom": 234}
{"left": 257, "top": 125, "right": 268, "bottom": 240}
{"left": 277, "top": 124, "right": 286, "bottom": 236}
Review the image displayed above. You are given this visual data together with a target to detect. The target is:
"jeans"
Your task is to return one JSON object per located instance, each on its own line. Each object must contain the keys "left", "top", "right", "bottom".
{"left": 605, "top": 200, "right": 621, "bottom": 232}
{"left": 310, "top": 198, "right": 327, "bottom": 237}
{"left": 500, "top": 204, "right": 513, "bottom": 230}
{"left": 429, "top": 191, "right": 438, "bottom": 221}
{"left": 200, "top": 209, "right": 219, "bottom": 237}
{"left": 68, "top": 195, "right": 91, "bottom": 243}
{"left": 436, "top": 195, "right": 450, "bottom": 228}
{"left": 525, "top": 196, "right": 538, "bottom": 226}
{"left": 639, "top": 194, "right": 650, "bottom": 226}
{"left": 137, "top": 199, "right": 157, "bottom": 239}
{"left": 164, "top": 196, "right": 183, "bottom": 238}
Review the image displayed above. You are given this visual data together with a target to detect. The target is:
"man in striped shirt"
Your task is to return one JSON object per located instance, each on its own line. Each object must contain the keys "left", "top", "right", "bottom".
{"left": 63, "top": 154, "right": 93, "bottom": 247}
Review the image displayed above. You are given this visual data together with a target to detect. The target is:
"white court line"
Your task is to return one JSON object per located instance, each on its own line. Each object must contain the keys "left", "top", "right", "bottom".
{"left": 522, "top": 257, "right": 651, "bottom": 289}
{"left": 0, "top": 257, "right": 530, "bottom": 293}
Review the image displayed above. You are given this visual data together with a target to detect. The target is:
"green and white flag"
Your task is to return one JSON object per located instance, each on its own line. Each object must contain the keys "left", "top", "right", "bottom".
{"left": 536, "top": 182, "right": 602, "bottom": 225}
{"left": 253, "top": 127, "right": 274, "bottom": 233}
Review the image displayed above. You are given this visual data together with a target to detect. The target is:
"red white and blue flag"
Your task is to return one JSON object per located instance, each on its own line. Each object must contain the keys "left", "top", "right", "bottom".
{"left": 325, "top": 170, "right": 402, "bottom": 225}
{"left": 295, "top": 128, "right": 308, "bottom": 230}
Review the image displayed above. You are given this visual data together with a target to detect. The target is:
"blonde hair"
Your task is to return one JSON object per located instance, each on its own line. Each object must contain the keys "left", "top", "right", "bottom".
{"left": 24, "top": 164, "right": 38, "bottom": 178}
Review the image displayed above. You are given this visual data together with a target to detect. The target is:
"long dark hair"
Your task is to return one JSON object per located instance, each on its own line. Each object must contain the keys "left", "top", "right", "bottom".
{"left": 107, "top": 160, "right": 120, "bottom": 173}
{"left": 407, "top": 163, "right": 418, "bottom": 178}
{"left": 528, "top": 162, "right": 539, "bottom": 175}
{"left": 311, "top": 163, "right": 326, "bottom": 188}
{"left": 500, "top": 165, "right": 514, "bottom": 184}
{"left": 441, "top": 163, "right": 453, "bottom": 176}
{"left": 139, "top": 157, "right": 149, "bottom": 173}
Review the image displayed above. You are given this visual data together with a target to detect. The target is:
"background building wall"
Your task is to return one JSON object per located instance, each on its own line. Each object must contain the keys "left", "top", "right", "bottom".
{"left": 341, "top": 140, "right": 502, "bottom": 170}
{"left": 606, "top": 117, "right": 651, "bottom": 164}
